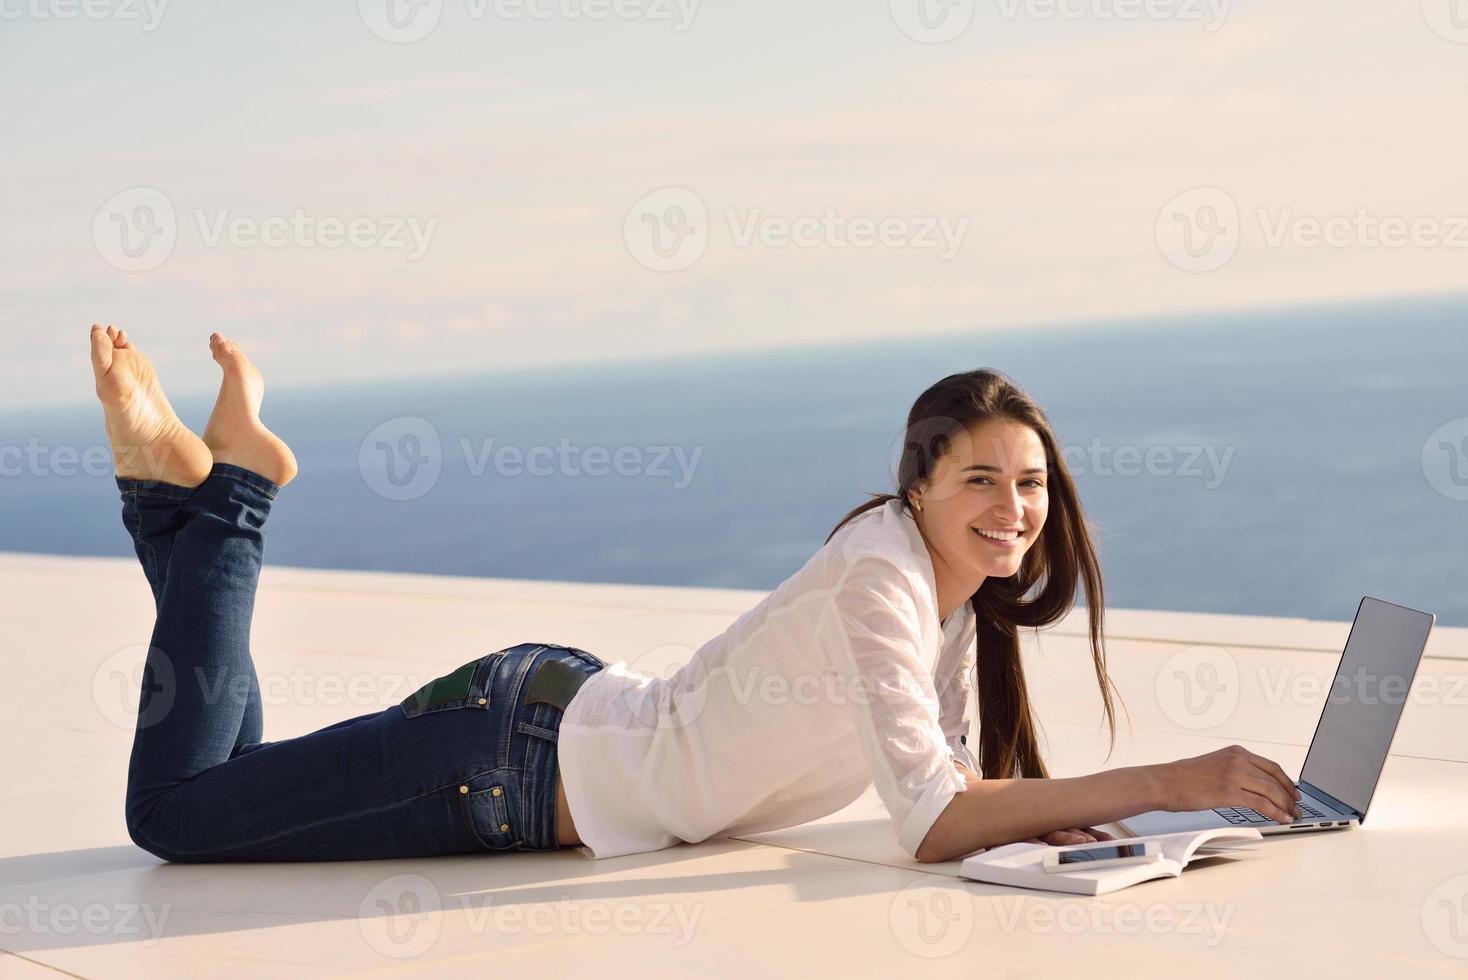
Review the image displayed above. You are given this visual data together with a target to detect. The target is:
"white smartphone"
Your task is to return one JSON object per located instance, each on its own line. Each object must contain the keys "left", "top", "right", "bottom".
{"left": 1041, "top": 840, "right": 1162, "bottom": 873}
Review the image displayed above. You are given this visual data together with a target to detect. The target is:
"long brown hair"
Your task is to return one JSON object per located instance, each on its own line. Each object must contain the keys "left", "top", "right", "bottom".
{"left": 825, "top": 368, "right": 1124, "bottom": 780}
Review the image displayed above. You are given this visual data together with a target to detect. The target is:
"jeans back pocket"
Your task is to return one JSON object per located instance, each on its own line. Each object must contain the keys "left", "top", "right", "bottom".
{"left": 400, "top": 652, "right": 502, "bottom": 718}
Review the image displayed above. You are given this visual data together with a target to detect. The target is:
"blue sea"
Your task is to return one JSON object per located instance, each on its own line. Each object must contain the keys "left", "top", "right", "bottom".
{"left": 4, "top": 293, "right": 1465, "bottom": 627}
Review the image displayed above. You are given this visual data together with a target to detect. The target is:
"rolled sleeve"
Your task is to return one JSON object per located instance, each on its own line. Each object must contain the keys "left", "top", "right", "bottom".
{"left": 828, "top": 556, "right": 969, "bottom": 860}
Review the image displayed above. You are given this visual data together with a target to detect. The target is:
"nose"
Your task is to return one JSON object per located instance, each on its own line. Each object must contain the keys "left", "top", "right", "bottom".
{"left": 990, "top": 484, "right": 1024, "bottom": 525}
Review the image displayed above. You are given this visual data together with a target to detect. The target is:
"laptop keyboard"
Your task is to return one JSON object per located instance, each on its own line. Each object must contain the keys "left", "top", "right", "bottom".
{"left": 1215, "top": 801, "right": 1326, "bottom": 825}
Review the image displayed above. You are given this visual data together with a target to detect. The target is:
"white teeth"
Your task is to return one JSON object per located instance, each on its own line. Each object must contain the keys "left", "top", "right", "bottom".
{"left": 975, "top": 528, "right": 1021, "bottom": 541}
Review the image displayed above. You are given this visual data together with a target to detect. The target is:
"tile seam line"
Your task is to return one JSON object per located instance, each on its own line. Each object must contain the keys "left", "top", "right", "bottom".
{"left": 0, "top": 949, "right": 88, "bottom": 979}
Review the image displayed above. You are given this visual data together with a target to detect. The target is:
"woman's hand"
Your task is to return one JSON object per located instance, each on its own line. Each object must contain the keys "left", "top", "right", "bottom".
{"left": 1157, "top": 744, "right": 1301, "bottom": 824}
{"left": 1020, "top": 827, "right": 1115, "bottom": 846}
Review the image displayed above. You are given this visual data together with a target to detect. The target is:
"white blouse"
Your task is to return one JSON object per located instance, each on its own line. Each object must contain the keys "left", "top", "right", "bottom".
{"left": 556, "top": 497, "right": 981, "bottom": 860}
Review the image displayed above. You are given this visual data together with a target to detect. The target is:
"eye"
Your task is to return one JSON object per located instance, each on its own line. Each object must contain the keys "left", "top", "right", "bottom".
{"left": 967, "top": 477, "right": 1045, "bottom": 487}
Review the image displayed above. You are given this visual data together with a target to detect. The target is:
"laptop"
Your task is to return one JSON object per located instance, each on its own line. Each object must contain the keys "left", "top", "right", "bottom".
{"left": 1120, "top": 596, "right": 1435, "bottom": 838}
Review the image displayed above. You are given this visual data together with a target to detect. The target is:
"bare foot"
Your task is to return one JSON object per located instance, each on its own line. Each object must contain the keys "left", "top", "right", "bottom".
{"left": 90, "top": 323, "right": 214, "bottom": 487}
{"left": 201, "top": 332, "right": 298, "bottom": 487}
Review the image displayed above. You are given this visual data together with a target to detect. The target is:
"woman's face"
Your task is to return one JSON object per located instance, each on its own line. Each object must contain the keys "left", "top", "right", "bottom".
{"left": 910, "top": 419, "right": 1049, "bottom": 581}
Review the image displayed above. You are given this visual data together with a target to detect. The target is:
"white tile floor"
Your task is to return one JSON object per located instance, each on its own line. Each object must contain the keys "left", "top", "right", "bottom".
{"left": 3, "top": 551, "right": 1465, "bottom": 977}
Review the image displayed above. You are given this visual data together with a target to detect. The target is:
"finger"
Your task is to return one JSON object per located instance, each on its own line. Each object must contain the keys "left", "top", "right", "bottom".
{"left": 1242, "top": 776, "right": 1296, "bottom": 823}
{"left": 1080, "top": 826, "right": 1114, "bottom": 840}
{"left": 1249, "top": 751, "right": 1300, "bottom": 802}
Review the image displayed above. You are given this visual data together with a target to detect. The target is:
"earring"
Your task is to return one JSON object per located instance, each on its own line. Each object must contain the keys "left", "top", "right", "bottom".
{"left": 911, "top": 497, "right": 923, "bottom": 513}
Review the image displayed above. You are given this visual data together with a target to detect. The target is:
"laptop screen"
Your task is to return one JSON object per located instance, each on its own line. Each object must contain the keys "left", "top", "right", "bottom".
{"left": 1299, "top": 597, "right": 1435, "bottom": 817}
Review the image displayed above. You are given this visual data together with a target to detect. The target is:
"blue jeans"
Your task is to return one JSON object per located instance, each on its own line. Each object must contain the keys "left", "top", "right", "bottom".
{"left": 118, "top": 462, "right": 606, "bottom": 862}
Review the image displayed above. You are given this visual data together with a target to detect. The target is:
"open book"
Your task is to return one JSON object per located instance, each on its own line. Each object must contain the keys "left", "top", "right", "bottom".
{"left": 957, "top": 827, "right": 1263, "bottom": 895}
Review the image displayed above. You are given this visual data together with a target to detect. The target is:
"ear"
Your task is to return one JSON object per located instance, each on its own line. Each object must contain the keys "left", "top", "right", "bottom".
{"left": 905, "top": 480, "right": 925, "bottom": 510}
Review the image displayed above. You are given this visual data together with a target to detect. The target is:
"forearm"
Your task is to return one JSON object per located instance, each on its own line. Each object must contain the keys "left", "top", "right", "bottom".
{"left": 915, "top": 763, "right": 1165, "bottom": 863}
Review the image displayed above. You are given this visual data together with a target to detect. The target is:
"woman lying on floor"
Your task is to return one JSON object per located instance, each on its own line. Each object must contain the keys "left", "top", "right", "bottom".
{"left": 89, "top": 322, "right": 1300, "bottom": 864}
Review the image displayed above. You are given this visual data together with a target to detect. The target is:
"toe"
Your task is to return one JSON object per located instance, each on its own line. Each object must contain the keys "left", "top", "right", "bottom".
{"left": 89, "top": 324, "right": 115, "bottom": 376}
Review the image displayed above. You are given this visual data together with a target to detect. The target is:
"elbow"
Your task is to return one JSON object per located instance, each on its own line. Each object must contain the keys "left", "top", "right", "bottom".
{"left": 913, "top": 829, "right": 945, "bottom": 864}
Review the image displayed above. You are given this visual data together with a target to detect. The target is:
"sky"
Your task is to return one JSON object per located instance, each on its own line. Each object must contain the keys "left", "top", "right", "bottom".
{"left": 2, "top": 0, "right": 1466, "bottom": 410}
